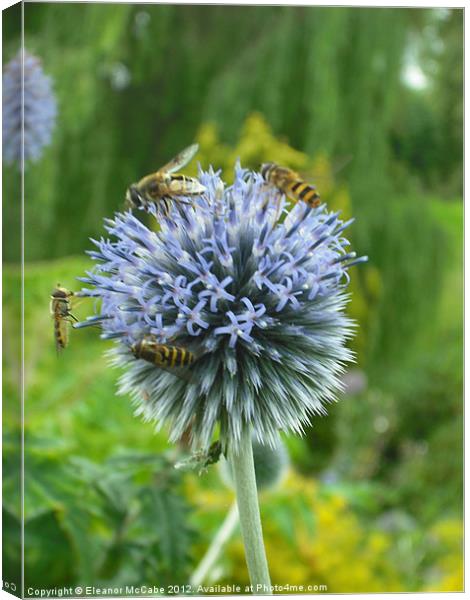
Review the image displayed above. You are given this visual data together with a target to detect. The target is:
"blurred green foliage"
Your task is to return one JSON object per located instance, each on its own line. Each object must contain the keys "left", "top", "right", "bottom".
{"left": 4, "top": 434, "right": 196, "bottom": 589}
{"left": 2, "top": 3, "right": 462, "bottom": 595}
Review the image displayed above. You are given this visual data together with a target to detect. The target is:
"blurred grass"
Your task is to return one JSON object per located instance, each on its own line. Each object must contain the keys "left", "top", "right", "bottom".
{"left": 430, "top": 199, "right": 463, "bottom": 329}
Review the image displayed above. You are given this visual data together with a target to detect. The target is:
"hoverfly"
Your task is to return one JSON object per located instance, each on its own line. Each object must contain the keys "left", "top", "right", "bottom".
{"left": 131, "top": 335, "right": 196, "bottom": 381}
{"left": 50, "top": 285, "right": 77, "bottom": 352}
{"left": 125, "top": 143, "right": 206, "bottom": 214}
{"left": 261, "top": 162, "right": 321, "bottom": 209}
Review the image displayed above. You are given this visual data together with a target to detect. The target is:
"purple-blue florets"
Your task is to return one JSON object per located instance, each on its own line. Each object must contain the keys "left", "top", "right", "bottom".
{"left": 78, "top": 165, "right": 366, "bottom": 450}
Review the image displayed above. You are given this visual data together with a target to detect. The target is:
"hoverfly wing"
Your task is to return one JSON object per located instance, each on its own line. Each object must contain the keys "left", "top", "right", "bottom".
{"left": 160, "top": 143, "right": 199, "bottom": 174}
{"left": 300, "top": 154, "right": 354, "bottom": 185}
{"left": 155, "top": 363, "right": 195, "bottom": 383}
{"left": 331, "top": 154, "right": 353, "bottom": 175}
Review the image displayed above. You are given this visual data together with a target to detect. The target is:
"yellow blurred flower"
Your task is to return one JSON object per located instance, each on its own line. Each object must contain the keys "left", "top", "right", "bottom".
{"left": 188, "top": 469, "right": 461, "bottom": 593}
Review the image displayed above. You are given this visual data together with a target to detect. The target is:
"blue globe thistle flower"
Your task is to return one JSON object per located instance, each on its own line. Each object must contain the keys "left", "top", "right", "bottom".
{"left": 2, "top": 50, "right": 57, "bottom": 165}
{"left": 77, "top": 165, "right": 366, "bottom": 451}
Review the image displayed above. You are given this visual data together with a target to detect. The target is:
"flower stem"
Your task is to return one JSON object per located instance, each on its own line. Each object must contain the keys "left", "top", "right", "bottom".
{"left": 229, "top": 427, "right": 271, "bottom": 593}
{"left": 190, "top": 502, "right": 239, "bottom": 587}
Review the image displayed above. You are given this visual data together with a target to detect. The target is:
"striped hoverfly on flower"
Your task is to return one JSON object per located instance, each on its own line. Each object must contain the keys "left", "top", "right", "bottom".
{"left": 261, "top": 162, "right": 321, "bottom": 209}
{"left": 131, "top": 335, "right": 196, "bottom": 382}
{"left": 125, "top": 143, "right": 206, "bottom": 215}
{"left": 260, "top": 156, "right": 352, "bottom": 222}
{"left": 50, "top": 285, "right": 77, "bottom": 352}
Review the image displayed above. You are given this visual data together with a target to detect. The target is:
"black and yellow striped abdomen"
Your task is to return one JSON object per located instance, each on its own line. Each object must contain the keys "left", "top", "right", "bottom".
{"left": 286, "top": 179, "right": 320, "bottom": 207}
{"left": 261, "top": 162, "right": 321, "bottom": 208}
{"left": 53, "top": 313, "right": 68, "bottom": 349}
{"left": 132, "top": 338, "right": 195, "bottom": 368}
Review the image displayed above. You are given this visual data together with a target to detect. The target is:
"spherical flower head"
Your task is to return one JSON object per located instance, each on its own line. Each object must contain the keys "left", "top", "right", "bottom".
{"left": 2, "top": 49, "right": 57, "bottom": 165}
{"left": 78, "top": 164, "right": 367, "bottom": 451}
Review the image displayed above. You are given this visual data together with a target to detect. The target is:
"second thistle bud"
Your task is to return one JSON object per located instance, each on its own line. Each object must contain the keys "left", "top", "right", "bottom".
{"left": 220, "top": 437, "right": 289, "bottom": 491}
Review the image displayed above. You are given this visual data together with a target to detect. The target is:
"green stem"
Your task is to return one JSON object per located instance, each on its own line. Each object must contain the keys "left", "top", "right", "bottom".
{"left": 229, "top": 427, "right": 271, "bottom": 593}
